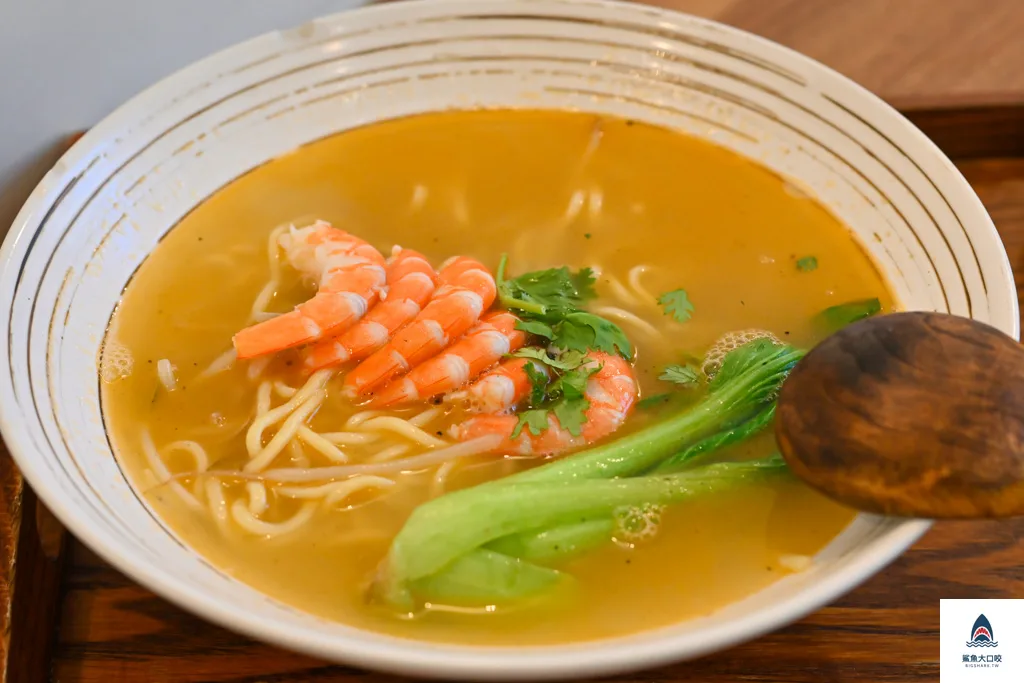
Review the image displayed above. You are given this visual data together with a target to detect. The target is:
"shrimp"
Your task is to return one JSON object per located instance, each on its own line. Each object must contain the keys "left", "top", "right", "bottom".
{"left": 233, "top": 221, "right": 386, "bottom": 359}
{"left": 303, "top": 248, "right": 436, "bottom": 370}
{"left": 452, "top": 352, "right": 637, "bottom": 456}
{"left": 342, "top": 256, "right": 497, "bottom": 398}
{"left": 369, "top": 311, "right": 527, "bottom": 407}
{"left": 446, "top": 357, "right": 548, "bottom": 414}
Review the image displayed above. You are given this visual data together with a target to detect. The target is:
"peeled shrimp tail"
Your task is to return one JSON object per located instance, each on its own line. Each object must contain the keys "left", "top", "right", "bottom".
{"left": 453, "top": 352, "right": 637, "bottom": 456}
{"left": 233, "top": 222, "right": 386, "bottom": 359}
{"left": 447, "top": 357, "right": 548, "bottom": 414}
{"left": 370, "top": 311, "right": 527, "bottom": 407}
{"left": 304, "top": 248, "right": 437, "bottom": 370}
{"left": 342, "top": 256, "right": 497, "bottom": 398}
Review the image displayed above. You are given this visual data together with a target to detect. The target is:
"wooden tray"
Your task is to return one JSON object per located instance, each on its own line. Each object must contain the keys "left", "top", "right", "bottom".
{"left": 2, "top": 106, "right": 1023, "bottom": 683}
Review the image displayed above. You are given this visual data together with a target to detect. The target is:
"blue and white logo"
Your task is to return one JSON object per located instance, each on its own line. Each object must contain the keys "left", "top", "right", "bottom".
{"left": 967, "top": 614, "right": 998, "bottom": 648}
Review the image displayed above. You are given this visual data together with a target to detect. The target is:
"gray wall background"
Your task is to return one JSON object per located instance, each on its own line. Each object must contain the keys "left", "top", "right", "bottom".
{"left": 0, "top": 0, "right": 368, "bottom": 235}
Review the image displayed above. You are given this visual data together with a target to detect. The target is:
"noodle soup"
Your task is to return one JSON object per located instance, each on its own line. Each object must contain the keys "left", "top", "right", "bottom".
{"left": 102, "top": 110, "right": 893, "bottom": 645}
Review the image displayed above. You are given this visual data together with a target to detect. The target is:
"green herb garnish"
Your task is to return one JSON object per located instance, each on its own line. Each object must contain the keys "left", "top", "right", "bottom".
{"left": 514, "top": 319, "right": 554, "bottom": 339}
{"left": 514, "top": 347, "right": 586, "bottom": 371}
{"left": 496, "top": 256, "right": 596, "bottom": 317}
{"left": 497, "top": 255, "right": 631, "bottom": 360}
{"left": 796, "top": 256, "right": 818, "bottom": 272}
{"left": 523, "top": 362, "right": 549, "bottom": 405}
{"left": 816, "top": 297, "right": 881, "bottom": 332}
{"left": 510, "top": 355, "right": 598, "bottom": 439}
{"left": 657, "top": 288, "right": 694, "bottom": 323}
{"left": 511, "top": 410, "right": 550, "bottom": 439}
{"left": 658, "top": 364, "right": 701, "bottom": 387}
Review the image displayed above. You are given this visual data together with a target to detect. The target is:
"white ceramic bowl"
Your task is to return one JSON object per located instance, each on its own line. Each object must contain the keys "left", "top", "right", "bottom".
{"left": 0, "top": 0, "right": 1016, "bottom": 679}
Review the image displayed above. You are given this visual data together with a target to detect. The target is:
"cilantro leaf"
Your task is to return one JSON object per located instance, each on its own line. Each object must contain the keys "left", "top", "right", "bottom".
{"left": 796, "top": 256, "right": 818, "bottom": 272}
{"left": 550, "top": 363, "right": 599, "bottom": 400}
{"left": 523, "top": 362, "right": 549, "bottom": 405}
{"left": 512, "top": 410, "right": 550, "bottom": 439}
{"left": 496, "top": 256, "right": 596, "bottom": 317}
{"left": 549, "top": 318, "right": 594, "bottom": 355}
{"left": 497, "top": 255, "right": 634, "bottom": 360}
{"left": 515, "top": 320, "right": 554, "bottom": 339}
{"left": 553, "top": 396, "right": 590, "bottom": 437}
{"left": 509, "top": 354, "right": 599, "bottom": 439}
{"left": 570, "top": 267, "right": 597, "bottom": 302}
{"left": 514, "top": 347, "right": 587, "bottom": 371}
{"left": 560, "top": 312, "right": 633, "bottom": 359}
{"left": 659, "top": 364, "right": 701, "bottom": 387}
{"left": 658, "top": 288, "right": 694, "bottom": 323}
{"left": 636, "top": 392, "right": 673, "bottom": 410}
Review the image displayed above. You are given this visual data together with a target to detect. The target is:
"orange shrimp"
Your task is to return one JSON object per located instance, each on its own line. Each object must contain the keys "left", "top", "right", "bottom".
{"left": 342, "top": 256, "right": 497, "bottom": 398}
{"left": 446, "top": 356, "right": 548, "bottom": 414}
{"left": 369, "top": 311, "right": 527, "bottom": 407}
{"left": 303, "top": 248, "right": 436, "bottom": 370}
{"left": 451, "top": 352, "right": 637, "bottom": 456}
{"left": 233, "top": 222, "right": 386, "bottom": 359}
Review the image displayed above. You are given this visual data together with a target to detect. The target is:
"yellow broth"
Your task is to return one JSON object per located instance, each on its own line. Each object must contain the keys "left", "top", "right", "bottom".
{"left": 102, "top": 110, "right": 892, "bottom": 645}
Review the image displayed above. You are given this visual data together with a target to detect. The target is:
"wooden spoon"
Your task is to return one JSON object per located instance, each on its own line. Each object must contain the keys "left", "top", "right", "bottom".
{"left": 775, "top": 310, "right": 1024, "bottom": 519}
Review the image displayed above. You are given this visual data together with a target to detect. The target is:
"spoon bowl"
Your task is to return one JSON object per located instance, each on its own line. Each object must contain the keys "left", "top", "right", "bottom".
{"left": 776, "top": 311, "right": 1024, "bottom": 519}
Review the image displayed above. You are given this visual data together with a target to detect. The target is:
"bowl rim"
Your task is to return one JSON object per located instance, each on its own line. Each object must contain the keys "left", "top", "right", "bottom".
{"left": 0, "top": 0, "right": 1015, "bottom": 678}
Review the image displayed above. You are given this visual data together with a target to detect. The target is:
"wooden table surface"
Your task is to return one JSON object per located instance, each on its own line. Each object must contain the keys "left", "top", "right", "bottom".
{"left": 655, "top": 0, "right": 1024, "bottom": 109}
{"left": 1, "top": 2, "right": 1022, "bottom": 682}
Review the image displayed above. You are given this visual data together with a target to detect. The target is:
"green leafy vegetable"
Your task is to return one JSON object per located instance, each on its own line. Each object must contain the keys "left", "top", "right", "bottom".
{"left": 515, "top": 319, "right": 554, "bottom": 339}
{"left": 659, "top": 364, "right": 701, "bottom": 387}
{"left": 496, "top": 256, "right": 596, "bottom": 317}
{"left": 796, "top": 256, "right": 818, "bottom": 272}
{"left": 560, "top": 312, "right": 632, "bottom": 358}
{"left": 487, "top": 519, "right": 614, "bottom": 565}
{"left": 816, "top": 298, "right": 881, "bottom": 332}
{"left": 410, "top": 548, "right": 567, "bottom": 605}
{"left": 655, "top": 404, "right": 776, "bottom": 473}
{"left": 636, "top": 393, "right": 673, "bottom": 410}
{"left": 552, "top": 397, "right": 590, "bottom": 437}
{"left": 511, "top": 355, "right": 598, "bottom": 438}
{"left": 508, "top": 339, "right": 801, "bottom": 484}
{"left": 380, "top": 456, "right": 788, "bottom": 607}
{"left": 511, "top": 410, "right": 550, "bottom": 439}
{"left": 496, "top": 255, "right": 635, "bottom": 440}
{"left": 657, "top": 288, "right": 694, "bottom": 323}
{"left": 514, "top": 347, "right": 587, "bottom": 372}
{"left": 376, "top": 339, "right": 802, "bottom": 608}
{"left": 497, "top": 255, "right": 632, "bottom": 360}
{"left": 523, "top": 362, "right": 549, "bottom": 405}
